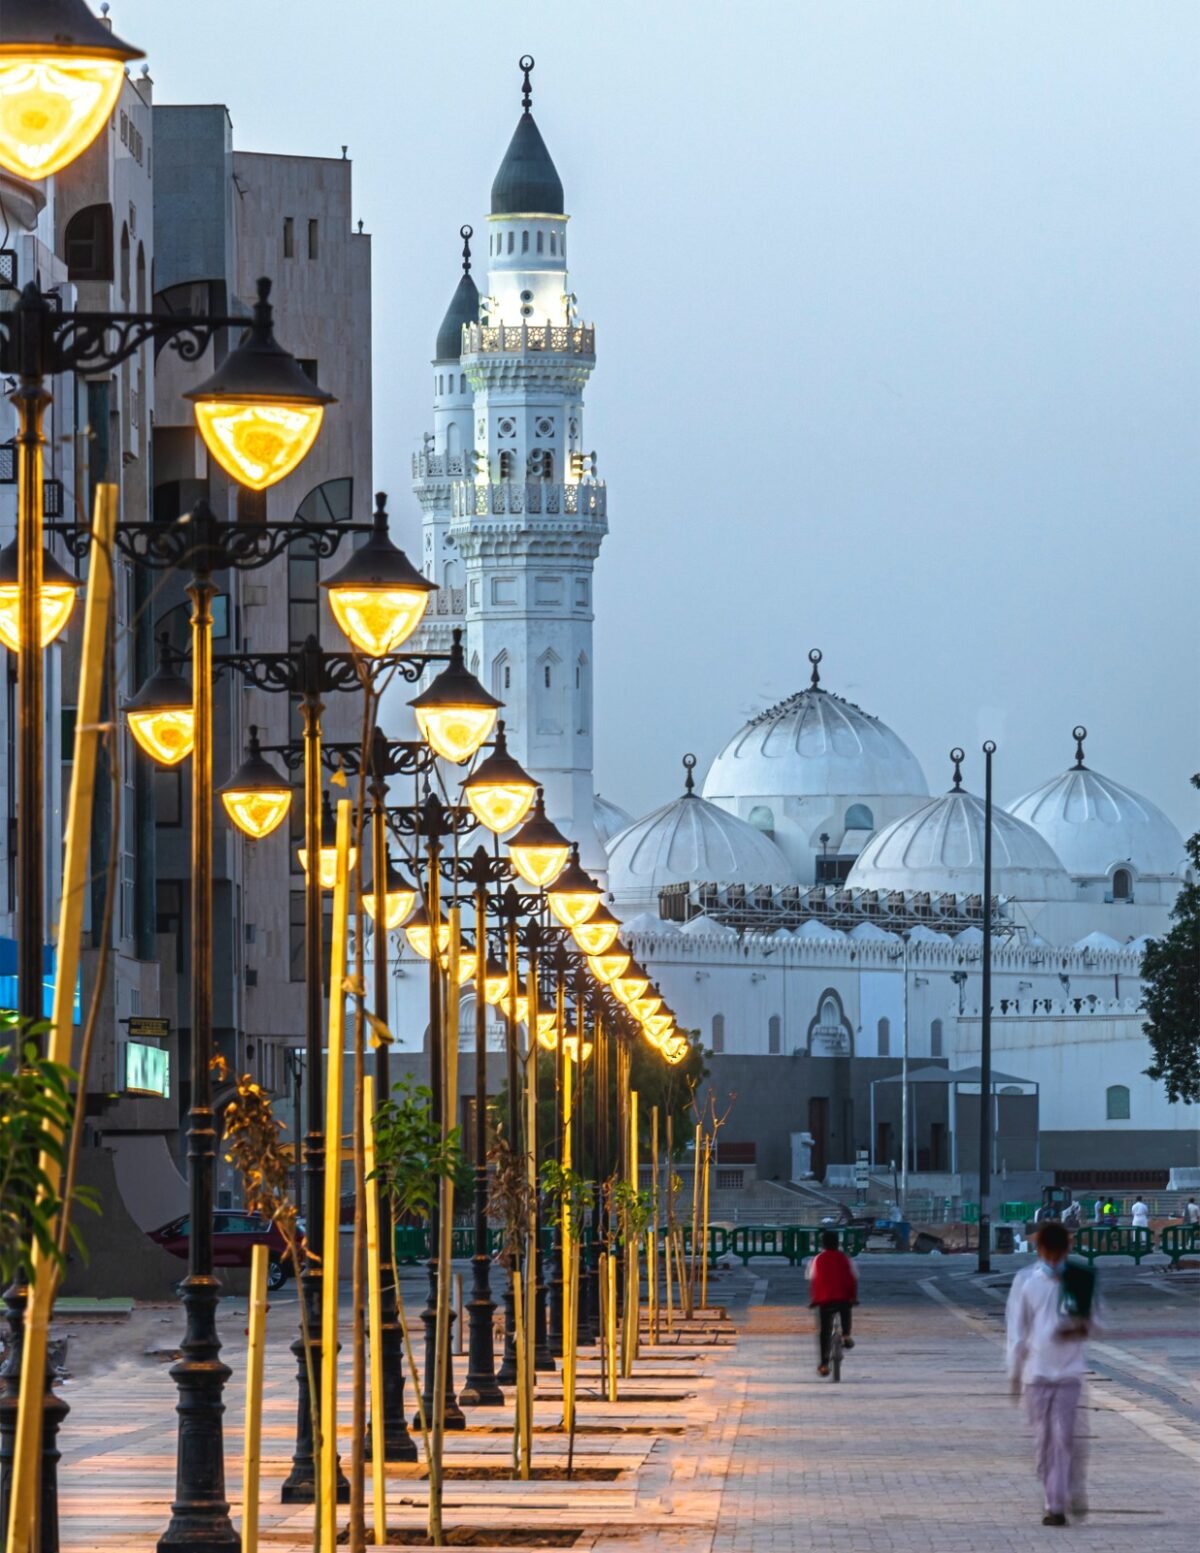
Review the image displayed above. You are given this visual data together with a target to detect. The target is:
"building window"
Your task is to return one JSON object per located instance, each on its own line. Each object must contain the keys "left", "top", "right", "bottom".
{"left": 845, "top": 803, "right": 874, "bottom": 831}
{"left": 768, "top": 1015, "right": 782, "bottom": 1055}
{"left": 536, "top": 231, "right": 544, "bottom": 253}
{"left": 288, "top": 541, "right": 319, "bottom": 648}
{"left": 521, "top": 230, "right": 529, "bottom": 253}
{"left": 507, "top": 231, "right": 514, "bottom": 254}
{"left": 1112, "top": 868, "right": 1132, "bottom": 901}
{"left": 119, "top": 222, "right": 130, "bottom": 303}
{"left": 289, "top": 892, "right": 306, "bottom": 982}
{"left": 64, "top": 203, "right": 113, "bottom": 282}
{"left": 544, "top": 664, "right": 552, "bottom": 689}
{"left": 283, "top": 217, "right": 295, "bottom": 258}
{"left": 308, "top": 218, "right": 319, "bottom": 259}
{"left": 550, "top": 233, "right": 557, "bottom": 255}
{"left": 930, "top": 1017, "right": 943, "bottom": 1058}
{"left": 1106, "top": 1084, "right": 1130, "bottom": 1121}
{"left": 460, "top": 374, "right": 466, "bottom": 393}
{"left": 711, "top": 1014, "right": 725, "bottom": 1054}
{"left": 156, "top": 880, "right": 185, "bottom": 974}
{"left": 154, "top": 767, "right": 182, "bottom": 826}
{"left": 877, "top": 1016, "right": 890, "bottom": 1057}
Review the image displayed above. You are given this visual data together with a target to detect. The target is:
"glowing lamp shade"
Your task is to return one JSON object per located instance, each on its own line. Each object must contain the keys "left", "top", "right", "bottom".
{"left": 125, "top": 637, "right": 193, "bottom": 766}
{"left": 507, "top": 788, "right": 570, "bottom": 888}
{"left": 453, "top": 949, "right": 478, "bottom": 988}
{"left": 563, "top": 1035, "right": 593, "bottom": 1066}
{"left": 0, "top": 539, "right": 78, "bottom": 652}
{"left": 298, "top": 791, "right": 357, "bottom": 889}
{"left": 482, "top": 958, "right": 509, "bottom": 1006}
{"left": 545, "top": 845, "right": 602, "bottom": 929}
{"left": 461, "top": 721, "right": 535, "bottom": 834}
{"left": 630, "top": 994, "right": 663, "bottom": 1024}
{"left": 499, "top": 992, "right": 529, "bottom": 1027}
{"left": 185, "top": 279, "right": 334, "bottom": 491}
{"left": 0, "top": 4, "right": 142, "bottom": 179}
{"left": 613, "top": 969, "right": 650, "bottom": 1007}
{"left": 323, "top": 493, "right": 434, "bottom": 656}
{"left": 219, "top": 726, "right": 291, "bottom": 839}
{"left": 586, "top": 950, "right": 631, "bottom": 986}
{"left": 662, "top": 1035, "right": 690, "bottom": 1066}
{"left": 403, "top": 902, "right": 450, "bottom": 962}
{"left": 363, "top": 853, "right": 416, "bottom": 930}
{"left": 536, "top": 1019, "right": 559, "bottom": 1052}
{"left": 409, "top": 629, "right": 501, "bottom": 764}
{"left": 642, "top": 1012, "right": 674, "bottom": 1045}
{"left": 571, "top": 903, "right": 621, "bottom": 957}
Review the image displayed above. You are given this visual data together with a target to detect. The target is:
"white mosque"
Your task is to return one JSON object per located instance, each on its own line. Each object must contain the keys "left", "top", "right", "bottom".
{"left": 395, "top": 60, "right": 1196, "bottom": 1193}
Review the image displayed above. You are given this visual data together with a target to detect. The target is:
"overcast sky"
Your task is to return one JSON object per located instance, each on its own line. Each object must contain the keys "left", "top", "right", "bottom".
{"left": 116, "top": 0, "right": 1197, "bottom": 832}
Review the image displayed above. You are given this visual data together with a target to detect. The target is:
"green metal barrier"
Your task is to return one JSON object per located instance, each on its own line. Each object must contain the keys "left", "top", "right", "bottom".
{"left": 680, "top": 1224, "right": 729, "bottom": 1264}
{"left": 787, "top": 1227, "right": 866, "bottom": 1261}
{"left": 1000, "top": 1201, "right": 1038, "bottom": 1223}
{"left": 1159, "top": 1225, "right": 1200, "bottom": 1267}
{"left": 1073, "top": 1226, "right": 1154, "bottom": 1266}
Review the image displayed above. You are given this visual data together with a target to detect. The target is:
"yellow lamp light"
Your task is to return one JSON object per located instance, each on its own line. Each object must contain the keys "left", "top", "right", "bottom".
{"left": 363, "top": 852, "right": 416, "bottom": 930}
{"left": 298, "top": 790, "right": 358, "bottom": 890}
{"left": 409, "top": 628, "right": 501, "bottom": 764}
{"left": 630, "top": 994, "right": 663, "bottom": 1024}
{"left": 586, "top": 950, "right": 631, "bottom": 986}
{"left": 453, "top": 949, "right": 478, "bottom": 987}
{"left": 323, "top": 492, "right": 435, "bottom": 656}
{"left": 507, "top": 787, "right": 570, "bottom": 888}
{"left": 0, "top": 2, "right": 142, "bottom": 180}
{"left": 499, "top": 991, "right": 529, "bottom": 1027}
{"left": 125, "top": 635, "right": 194, "bottom": 766}
{"left": 219, "top": 726, "right": 291, "bottom": 840}
{"left": 642, "top": 1012, "right": 674, "bottom": 1044}
{"left": 563, "top": 1035, "right": 593, "bottom": 1066}
{"left": 186, "top": 279, "right": 334, "bottom": 491}
{"left": 403, "top": 901, "right": 451, "bottom": 962}
{"left": 537, "top": 1019, "right": 559, "bottom": 1052}
{"left": 545, "top": 844, "right": 602, "bottom": 929}
{"left": 482, "top": 957, "right": 509, "bottom": 1006}
{"left": 461, "top": 720, "right": 536, "bottom": 834}
{"left": 613, "top": 968, "right": 650, "bottom": 1007}
{"left": 571, "top": 903, "right": 621, "bottom": 957}
{"left": 662, "top": 1034, "right": 690, "bottom": 1066}
{"left": 0, "top": 539, "right": 79, "bottom": 652}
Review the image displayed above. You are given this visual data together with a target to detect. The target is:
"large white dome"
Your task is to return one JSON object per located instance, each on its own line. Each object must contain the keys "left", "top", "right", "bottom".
{"left": 703, "top": 651, "right": 928, "bottom": 806}
{"left": 593, "top": 792, "right": 633, "bottom": 846}
{"left": 607, "top": 761, "right": 797, "bottom": 913}
{"left": 846, "top": 766, "right": 1073, "bottom": 903}
{"left": 1007, "top": 730, "right": 1185, "bottom": 885}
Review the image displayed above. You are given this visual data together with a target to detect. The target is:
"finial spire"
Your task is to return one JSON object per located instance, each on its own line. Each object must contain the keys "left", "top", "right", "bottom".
{"left": 1072, "top": 725, "right": 1087, "bottom": 770}
{"left": 682, "top": 753, "right": 697, "bottom": 796}
{"left": 809, "top": 648, "right": 822, "bottom": 690}
{"left": 519, "top": 54, "right": 534, "bottom": 112}
{"left": 459, "top": 224, "right": 472, "bottom": 274}
{"left": 949, "top": 747, "right": 965, "bottom": 792}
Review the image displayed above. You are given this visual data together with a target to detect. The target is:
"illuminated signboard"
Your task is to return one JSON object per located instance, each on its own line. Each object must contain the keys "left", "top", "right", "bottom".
{"left": 125, "top": 1041, "right": 170, "bottom": 1098}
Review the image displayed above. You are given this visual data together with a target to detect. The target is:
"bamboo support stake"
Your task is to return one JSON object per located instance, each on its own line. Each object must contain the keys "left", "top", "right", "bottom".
{"left": 561, "top": 1044, "right": 574, "bottom": 1431}
{"left": 319, "top": 799, "right": 353, "bottom": 1553}
{"left": 364, "top": 1075, "right": 387, "bottom": 1546}
{"left": 700, "top": 1131, "right": 713, "bottom": 1314}
{"left": 649, "top": 1106, "right": 660, "bottom": 1345}
{"left": 663, "top": 1113, "right": 674, "bottom": 1334}
{"left": 7, "top": 485, "right": 116, "bottom": 1553}
{"left": 429, "top": 906, "right": 461, "bottom": 1542}
{"left": 689, "top": 1121, "right": 702, "bottom": 1313}
{"left": 522, "top": 961, "right": 539, "bottom": 1477}
{"left": 622, "top": 1089, "right": 639, "bottom": 1378}
{"left": 512, "top": 1271, "right": 528, "bottom": 1476}
{"left": 606, "top": 1253, "right": 618, "bottom": 1400}
{"left": 242, "top": 1243, "right": 270, "bottom": 1553}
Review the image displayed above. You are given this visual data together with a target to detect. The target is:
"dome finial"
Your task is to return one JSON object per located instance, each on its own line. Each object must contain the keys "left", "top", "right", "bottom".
{"left": 808, "top": 648, "right": 822, "bottom": 690}
{"left": 682, "top": 753, "right": 697, "bottom": 796}
{"left": 519, "top": 54, "right": 535, "bottom": 113}
{"left": 459, "top": 224, "right": 473, "bottom": 274}
{"left": 1072, "top": 725, "right": 1087, "bottom": 770}
{"left": 949, "top": 747, "right": 965, "bottom": 792}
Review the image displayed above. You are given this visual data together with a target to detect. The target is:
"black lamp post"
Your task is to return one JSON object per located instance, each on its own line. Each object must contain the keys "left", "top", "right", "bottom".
{"left": 978, "top": 740, "right": 997, "bottom": 1275}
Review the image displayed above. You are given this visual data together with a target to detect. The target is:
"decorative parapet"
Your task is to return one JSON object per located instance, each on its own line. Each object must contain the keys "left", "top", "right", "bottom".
{"left": 462, "top": 321, "right": 595, "bottom": 358}
{"left": 412, "top": 449, "right": 467, "bottom": 479}
{"left": 450, "top": 479, "right": 606, "bottom": 521}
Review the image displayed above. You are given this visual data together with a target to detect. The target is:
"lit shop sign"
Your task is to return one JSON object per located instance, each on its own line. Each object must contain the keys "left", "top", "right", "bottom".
{"left": 125, "top": 1041, "right": 170, "bottom": 1098}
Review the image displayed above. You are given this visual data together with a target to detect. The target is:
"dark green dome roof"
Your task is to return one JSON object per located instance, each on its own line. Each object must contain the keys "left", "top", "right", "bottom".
{"left": 490, "top": 112, "right": 564, "bottom": 216}
{"left": 435, "top": 270, "right": 478, "bottom": 361}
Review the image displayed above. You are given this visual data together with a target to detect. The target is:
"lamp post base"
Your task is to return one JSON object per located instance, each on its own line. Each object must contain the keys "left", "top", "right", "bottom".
{"left": 0, "top": 1283, "right": 69, "bottom": 1553}
{"left": 496, "top": 1268, "right": 519, "bottom": 1386}
{"left": 281, "top": 1307, "right": 350, "bottom": 1503}
{"left": 459, "top": 1257, "right": 504, "bottom": 1407}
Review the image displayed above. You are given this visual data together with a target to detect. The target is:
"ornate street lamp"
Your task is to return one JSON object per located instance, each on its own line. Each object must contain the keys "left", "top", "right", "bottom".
{"left": 460, "top": 721, "right": 536, "bottom": 835}
{"left": 507, "top": 788, "right": 570, "bottom": 888}
{"left": 298, "top": 790, "right": 360, "bottom": 890}
{"left": 0, "top": 0, "right": 142, "bottom": 180}
{"left": 545, "top": 844, "right": 602, "bottom": 929}
{"left": 219, "top": 727, "right": 292, "bottom": 841}
{"left": 124, "top": 636, "right": 195, "bottom": 767}
{"left": 322, "top": 492, "right": 435, "bottom": 656}
{"left": 0, "top": 540, "right": 77, "bottom": 651}
{"left": 408, "top": 629, "right": 501, "bottom": 763}
{"left": 585, "top": 948, "right": 631, "bottom": 986}
{"left": 571, "top": 902, "right": 621, "bottom": 957}
{"left": 363, "top": 852, "right": 417, "bottom": 930}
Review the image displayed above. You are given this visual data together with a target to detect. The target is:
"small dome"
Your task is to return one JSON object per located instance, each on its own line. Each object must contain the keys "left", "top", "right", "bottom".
{"left": 435, "top": 269, "right": 479, "bottom": 361}
{"left": 847, "top": 762, "right": 1073, "bottom": 903}
{"left": 703, "top": 651, "right": 928, "bottom": 806}
{"left": 594, "top": 792, "right": 633, "bottom": 846}
{"left": 607, "top": 759, "right": 797, "bottom": 912}
{"left": 1007, "top": 730, "right": 1185, "bottom": 882}
{"left": 491, "top": 111, "right": 564, "bottom": 215}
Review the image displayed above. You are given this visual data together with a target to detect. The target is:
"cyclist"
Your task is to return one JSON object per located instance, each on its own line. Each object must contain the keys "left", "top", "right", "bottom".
{"left": 807, "top": 1228, "right": 858, "bottom": 1376}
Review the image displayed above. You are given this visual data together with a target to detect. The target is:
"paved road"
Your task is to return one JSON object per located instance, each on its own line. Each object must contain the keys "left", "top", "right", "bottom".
{"left": 706, "top": 1254, "right": 1198, "bottom": 1552}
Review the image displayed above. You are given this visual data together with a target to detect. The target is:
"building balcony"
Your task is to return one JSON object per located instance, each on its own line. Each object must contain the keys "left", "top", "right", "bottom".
{"left": 450, "top": 479, "right": 606, "bottom": 521}
{"left": 412, "top": 449, "right": 468, "bottom": 479}
{"left": 462, "top": 321, "right": 595, "bottom": 359}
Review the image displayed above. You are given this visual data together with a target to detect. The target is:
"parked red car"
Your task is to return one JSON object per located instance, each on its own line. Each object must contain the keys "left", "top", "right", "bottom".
{"left": 148, "top": 1211, "right": 294, "bottom": 1290}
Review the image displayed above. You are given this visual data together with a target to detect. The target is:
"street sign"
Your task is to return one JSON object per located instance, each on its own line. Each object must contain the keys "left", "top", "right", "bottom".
{"left": 125, "top": 1016, "right": 170, "bottom": 1039}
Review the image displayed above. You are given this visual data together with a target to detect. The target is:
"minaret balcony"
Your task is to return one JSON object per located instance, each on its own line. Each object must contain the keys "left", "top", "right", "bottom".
{"left": 451, "top": 479, "right": 606, "bottom": 521}
{"left": 412, "top": 449, "right": 468, "bottom": 478}
{"left": 462, "top": 321, "right": 595, "bottom": 360}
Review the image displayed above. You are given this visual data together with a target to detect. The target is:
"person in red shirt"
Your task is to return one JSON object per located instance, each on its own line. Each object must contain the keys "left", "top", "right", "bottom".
{"left": 807, "top": 1229, "right": 859, "bottom": 1375}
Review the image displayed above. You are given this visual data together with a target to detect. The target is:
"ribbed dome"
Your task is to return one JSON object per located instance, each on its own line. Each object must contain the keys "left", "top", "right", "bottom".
{"left": 491, "top": 112, "right": 564, "bottom": 215}
{"left": 594, "top": 792, "right": 633, "bottom": 846}
{"left": 703, "top": 652, "right": 928, "bottom": 805}
{"left": 846, "top": 787, "right": 1073, "bottom": 902}
{"left": 435, "top": 270, "right": 479, "bottom": 361}
{"left": 606, "top": 782, "right": 797, "bottom": 913}
{"left": 1007, "top": 735, "right": 1184, "bottom": 881}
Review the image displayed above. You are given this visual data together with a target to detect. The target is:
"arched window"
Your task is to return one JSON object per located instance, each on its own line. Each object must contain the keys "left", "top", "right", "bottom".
{"left": 768, "top": 1015, "right": 782, "bottom": 1055}
{"left": 507, "top": 231, "right": 514, "bottom": 254}
{"left": 550, "top": 233, "right": 557, "bottom": 255}
{"left": 1106, "top": 1084, "right": 1130, "bottom": 1120}
{"left": 845, "top": 804, "right": 874, "bottom": 831}
{"left": 711, "top": 1014, "right": 725, "bottom": 1054}
{"left": 64, "top": 202, "right": 113, "bottom": 281}
{"left": 521, "top": 230, "right": 529, "bottom": 253}
{"left": 119, "top": 222, "right": 131, "bottom": 303}
{"left": 930, "top": 1018, "right": 943, "bottom": 1058}
{"left": 460, "top": 374, "right": 466, "bottom": 393}
{"left": 492, "top": 652, "right": 510, "bottom": 701}
{"left": 135, "top": 242, "right": 146, "bottom": 310}
{"left": 748, "top": 804, "right": 775, "bottom": 837}
{"left": 575, "top": 652, "right": 589, "bottom": 734}
{"left": 1112, "top": 868, "right": 1132, "bottom": 901}
{"left": 877, "top": 1017, "right": 890, "bottom": 1057}
{"left": 536, "top": 231, "right": 544, "bottom": 253}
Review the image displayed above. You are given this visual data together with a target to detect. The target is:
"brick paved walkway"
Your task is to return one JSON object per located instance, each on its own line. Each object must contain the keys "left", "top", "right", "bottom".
{"left": 709, "top": 1271, "right": 1199, "bottom": 1553}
